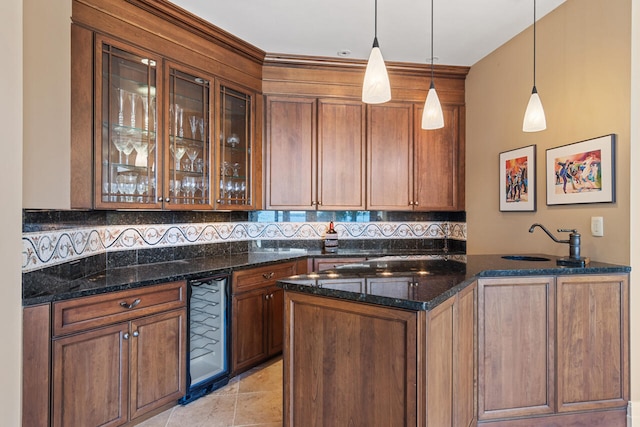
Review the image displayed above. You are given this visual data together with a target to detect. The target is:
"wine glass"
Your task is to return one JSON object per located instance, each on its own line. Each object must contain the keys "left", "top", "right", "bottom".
{"left": 117, "top": 173, "right": 137, "bottom": 202}
{"left": 136, "top": 176, "right": 149, "bottom": 202}
{"left": 133, "top": 140, "right": 148, "bottom": 167}
{"left": 170, "top": 144, "right": 186, "bottom": 171}
{"left": 121, "top": 140, "right": 135, "bottom": 165}
{"left": 186, "top": 147, "right": 199, "bottom": 172}
{"left": 115, "top": 88, "right": 127, "bottom": 128}
{"left": 129, "top": 92, "right": 137, "bottom": 129}
{"left": 226, "top": 181, "right": 234, "bottom": 202}
{"left": 197, "top": 177, "right": 209, "bottom": 202}
{"left": 198, "top": 118, "right": 205, "bottom": 141}
{"left": 188, "top": 115, "right": 198, "bottom": 140}
{"left": 112, "top": 133, "right": 127, "bottom": 164}
{"left": 182, "top": 176, "right": 196, "bottom": 203}
{"left": 232, "top": 163, "right": 240, "bottom": 177}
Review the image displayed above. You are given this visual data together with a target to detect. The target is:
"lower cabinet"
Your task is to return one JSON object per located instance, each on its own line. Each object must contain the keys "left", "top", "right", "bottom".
{"left": 51, "top": 281, "right": 187, "bottom": 427}
{"left": 282, "top": 281, "right": 476, "bottom": 426}
{"left": 477, "top": 274, "right": 629, "bottom": 426}
{"left": 231, "top": 261, "right": 298, "bottom": 375}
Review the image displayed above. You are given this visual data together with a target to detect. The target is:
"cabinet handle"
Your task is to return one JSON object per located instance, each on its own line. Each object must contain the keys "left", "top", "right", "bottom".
{"left": 123, "top": 332, "right": 130, "bottom": 340}
{"left": 132, "top": 331, "right": 139, "bottom": 337}
{"left": 262, "top": 272, "right": 275, "bottom": 280}
{"left": 119, "top": 298, "right": 141, "bottom": 310}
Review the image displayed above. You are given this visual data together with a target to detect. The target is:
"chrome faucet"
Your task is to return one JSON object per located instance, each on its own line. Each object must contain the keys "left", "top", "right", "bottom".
{"left": 528, "top": 223, "right": 582, "bottom": 260}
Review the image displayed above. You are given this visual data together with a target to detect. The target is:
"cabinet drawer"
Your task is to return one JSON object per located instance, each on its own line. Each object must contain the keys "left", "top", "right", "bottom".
{"left": 53, "top": 281, "right": 187, "bottom": 336}
{"left": 313, "top": 257, "right": 367, "bottom": 272}
{"left": 232, "top": 261, "right": 297, "bottom": 294}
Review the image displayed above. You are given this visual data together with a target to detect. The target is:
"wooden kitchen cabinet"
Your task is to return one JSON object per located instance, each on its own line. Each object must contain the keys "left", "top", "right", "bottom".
{"left": 265, "top": 96, "right": 366, "bottom": 210}
{"left": 71, "top": 3, "right": 262, "bottom": 211}
{"left": 478, "top": 276, "right": 555, "bottom": 421}
{"left": 312, "top": 257, "right": 367, "bottom": 272}
{"left": 51, "top": 281, "right": 187, "bottom": 426}
{"left": 231, "top": 261, "right": 298, "bottom": 375}
{"left": 478, "top": 274, "right": 629, "bottom": 426}
{"left": 23, "top": 304, "right": 51, "bottom": 427}
{"left": 414, "top": 104, "right": 465, "bottom": 211}
{"left": 556, "top": 274, "right": 629, "bottom": 413}
{"left": 282, "top": 280, "right": 476, "bottom": 426}
{"left": 367, "top": 102, "right": 414, "bottom": 210}
{"left": 367, "top": 102, "right": 465, "bottom": 211}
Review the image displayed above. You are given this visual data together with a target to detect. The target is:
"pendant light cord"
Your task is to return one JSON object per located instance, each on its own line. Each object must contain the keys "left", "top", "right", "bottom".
{"left": 533, "top": 0, "right": 537, "bottom": 87}
{"left": 430, "top": 0, "right": 435, "bottom": 84}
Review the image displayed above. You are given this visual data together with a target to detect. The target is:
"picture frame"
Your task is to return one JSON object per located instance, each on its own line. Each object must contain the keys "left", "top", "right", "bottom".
{"left": 499, "top": 144, "right": 536, "bottom": 212}
{"left": 546, "top": 134, "right": 616, "bottom": 205}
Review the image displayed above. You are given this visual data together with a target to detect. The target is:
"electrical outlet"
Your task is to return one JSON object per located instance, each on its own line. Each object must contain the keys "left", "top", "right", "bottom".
{"left": 591, "top": 216, "right": 604, "bottom": 237}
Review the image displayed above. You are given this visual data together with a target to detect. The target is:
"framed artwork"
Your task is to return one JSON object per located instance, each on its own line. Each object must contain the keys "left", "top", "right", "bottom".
{"left": 546, "top": 134, "right": 616, "bottom": 205}
{"left": 499, "top": 145, "right": 536, "bottom": 212}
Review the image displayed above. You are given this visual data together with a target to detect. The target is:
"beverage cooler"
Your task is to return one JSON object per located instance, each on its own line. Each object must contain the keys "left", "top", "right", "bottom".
{"left": 179, "top": 274, "right": 230, "bottom": 404}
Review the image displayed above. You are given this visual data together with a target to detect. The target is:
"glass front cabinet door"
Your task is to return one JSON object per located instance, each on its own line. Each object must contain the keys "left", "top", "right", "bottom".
{"left": 96, "top": 36, "right": 162, "bottom": 208}
{"left": 216, "top": 83, "right": 254, "bottom": 209}
{"left": 165, "top": 63, "right": 213, "bottom": 209}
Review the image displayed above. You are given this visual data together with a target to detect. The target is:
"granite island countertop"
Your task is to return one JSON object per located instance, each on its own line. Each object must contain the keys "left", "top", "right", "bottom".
{"left": 21, "top": 248, "right": 450, "bottom": 306}
{"left": 277, "top": 254, "right": 631, "bottom": 311}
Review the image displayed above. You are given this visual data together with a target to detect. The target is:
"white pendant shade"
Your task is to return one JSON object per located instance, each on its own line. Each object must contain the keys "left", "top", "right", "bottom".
{"left": 522, "top": 87, "right": 546, "bottom": 132}
{"left": 362, "top": 45, "right": 391, "bottom": 104}
{"left": 422, "top": 86, "right": 444, "bottom": 130}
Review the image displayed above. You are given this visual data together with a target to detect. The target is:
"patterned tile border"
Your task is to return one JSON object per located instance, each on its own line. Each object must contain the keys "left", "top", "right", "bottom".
{"left": 22, "top": 221, "right": 466, "bottom": 272}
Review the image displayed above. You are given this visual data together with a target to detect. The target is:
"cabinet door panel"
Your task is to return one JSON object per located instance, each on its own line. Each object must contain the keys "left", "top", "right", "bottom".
{"left": 52, "top": 323, "right": 129, "bottom": 427}
{"left": 232, "top": 289, "right": 268, "bottom": 373}
{"left": 267, "top": 287, "right": 284, "bottom": 356}
{"left": 478, "top": 277, "right": 555, "bottom": 420}
{"left": 557, "top": 275, "right": 629, "bottom": 412}
{"left": 414, "top": 104, "right": 461, "bottom": 210}
{"left": 130, "top": 309, "right": 187, "bottom": 420}
{"left": 266, "top": 96, "right": 316, "bottom": 209}
{"left": 367, "top": 103, "right": 413, "bottom": 210}
{"left": 317, "top": 99, "right": 366, "bottom": 209}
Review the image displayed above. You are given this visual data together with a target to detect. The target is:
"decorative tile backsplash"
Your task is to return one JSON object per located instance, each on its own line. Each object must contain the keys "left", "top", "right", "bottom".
{"left": 22, "top": 220, "right": 466, "bottom": 272}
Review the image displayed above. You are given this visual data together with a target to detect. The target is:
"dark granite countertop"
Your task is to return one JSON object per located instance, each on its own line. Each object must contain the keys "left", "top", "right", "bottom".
{"left": 21, "top": 248, "right": 448, "bottom": 306}
{"left": 277, "top": 254, "right": 631, "bottom": 311}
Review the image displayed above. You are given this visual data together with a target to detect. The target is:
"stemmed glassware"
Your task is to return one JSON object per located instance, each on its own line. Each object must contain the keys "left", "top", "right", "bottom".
{"left": 188, "top": 115, "right": 198, "bottom": 140}
{"left": 182, "top": 176, "right": 196, "bottom": 203}
{"left": 197, "top": 177, "right": 209, "bottom": 201}
{"left": 121, "top": 140, "right": 135, "bottom": 165}
{"left": 186, "top": 147, "right": 199, "bottom": 172}
{"left": 117, "top": 173, "right": 137, "bottom": 202}
{"left": 170, "top": 144, "right": 186, "bottom": 171}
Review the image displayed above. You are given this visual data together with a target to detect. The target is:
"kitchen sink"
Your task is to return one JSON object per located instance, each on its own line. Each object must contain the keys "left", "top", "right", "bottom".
{"left": 501, "top": 255, "right": 550, "bottom": 262}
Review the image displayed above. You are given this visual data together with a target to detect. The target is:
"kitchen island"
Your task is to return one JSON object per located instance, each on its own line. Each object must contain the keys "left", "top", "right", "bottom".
{"left": 277, "top": 254, "right": 630, "bottom": 427}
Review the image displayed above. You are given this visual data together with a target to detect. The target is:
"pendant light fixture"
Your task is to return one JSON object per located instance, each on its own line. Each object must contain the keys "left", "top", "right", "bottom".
{"left": 421, "top": 0, "right": 444, "bottom": 130}
{"left": 362, "top": 0, "right": 391, "bottom": 104}
{"left": 523, "top": 0, "right": 547, "bottom": 132}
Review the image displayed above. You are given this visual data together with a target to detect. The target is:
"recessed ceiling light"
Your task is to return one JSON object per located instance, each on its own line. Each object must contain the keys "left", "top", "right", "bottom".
{"left": 337, "top": 49, "right": 352, "bottom": 57}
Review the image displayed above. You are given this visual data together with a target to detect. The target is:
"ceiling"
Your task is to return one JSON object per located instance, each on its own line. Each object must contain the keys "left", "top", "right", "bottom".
{"left": 169, "top": 0, "right": 565, "bottom": 66}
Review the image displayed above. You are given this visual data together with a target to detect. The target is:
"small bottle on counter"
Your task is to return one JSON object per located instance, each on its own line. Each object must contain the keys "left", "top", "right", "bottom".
{"left": 324, "top": 221, "right": 338, "bottom": 253}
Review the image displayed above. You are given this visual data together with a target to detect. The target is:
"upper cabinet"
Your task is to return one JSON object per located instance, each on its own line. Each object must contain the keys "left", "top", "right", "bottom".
{"left": 265, "top": 97, "right": 366, "bottom": 210}
{"left": 263, "top": 56, "right": 468, "bottom": 212}
{"left": 71, "top": 0, "right": 264, "bottom": 210}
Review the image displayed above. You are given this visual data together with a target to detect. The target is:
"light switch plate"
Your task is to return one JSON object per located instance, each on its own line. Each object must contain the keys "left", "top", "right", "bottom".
{"left": 591, "top": 216, "right": 604, "bottom": 237}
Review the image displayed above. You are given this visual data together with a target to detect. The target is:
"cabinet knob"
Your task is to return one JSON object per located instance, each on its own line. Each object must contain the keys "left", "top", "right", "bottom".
{"left": 132, "top": 331, "right": 139, "bottom": 337}
{"left": 317, "top": 201, "right": 322, "bottom": 205}
{"left": 414, "top": 201, "right": 419, "bottom": 206}
{"left": 119, "top": 298, "right": 141, "bottom": 310}
{"left": 311, "top": 201, "right": 316, "bottom": 206}
{"left": 123, "top": 332, "right": 130, "bottom": 340}
{"left": 157, "top": 197, "right": 163, "bottom": 202}
{"left": 265, "top": 294, "right": 270, "bottom": 300}
{"left": 165, "top": 198, "right": 170, "bottom": 202}
{"left": 263, "top": 272, "right": 275, "bottom": 280}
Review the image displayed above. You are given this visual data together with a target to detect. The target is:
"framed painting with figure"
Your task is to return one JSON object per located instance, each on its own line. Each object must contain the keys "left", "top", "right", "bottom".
{"left": 546, "top": 134, "right": 615, "bottom": 205}
{"left": 499, "top": 145, "right": 536, "bottom": 212}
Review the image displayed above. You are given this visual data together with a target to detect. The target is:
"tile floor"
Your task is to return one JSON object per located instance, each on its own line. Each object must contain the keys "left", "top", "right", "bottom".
{"left": 138, "top": 357, "right": 283, "bottom": 427}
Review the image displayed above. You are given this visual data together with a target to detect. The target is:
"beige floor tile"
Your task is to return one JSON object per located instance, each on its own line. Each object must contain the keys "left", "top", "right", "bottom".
{"left": 167, "top": 394, "right": 237, "bottom": 427}
{"left": 141, "top": 358, "right": 283, "bottom": 427}
{"left": 233, "top": 391, "right": 282, "bottom": 425}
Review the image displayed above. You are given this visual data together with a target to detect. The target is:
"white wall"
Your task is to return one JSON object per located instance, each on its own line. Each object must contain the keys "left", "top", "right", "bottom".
{"left": 1, "top": 0, "right": 24, "bottom": 424}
